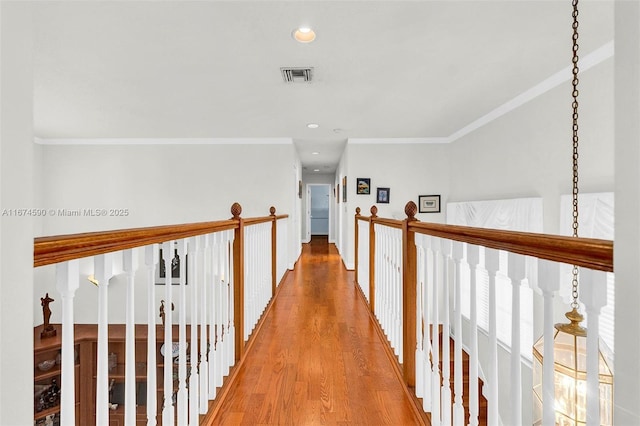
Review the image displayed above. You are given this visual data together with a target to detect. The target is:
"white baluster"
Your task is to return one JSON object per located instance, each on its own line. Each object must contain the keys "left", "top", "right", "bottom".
{"left": 396, "top": 229, "right": 403, "bottom": 363}
{"left": 467, "top": 244, "right": 480, "bottom": 426}
{"left": 215, "top": 232, "right": 224, "bottom": 387}
{"left": 187, "top": 237, "right": 199, "bottom": 426}
{"left": 56, "top": 260, "right": 79, "bottom": 426}
{"left": 161, "top": 242, "right": 175, "bottom": 426}
{"left": 441, "top": 239, "right": 453, "bottom": 426}
{"left": 123, "top": 249, "right": 138, "bottom": 426}
{"left": 244, "top": 227, "right": 251, "bottom": 339}
{"left": 431, "top": 237, "right": 441, "bottom": 426}
{"left": 421, "top": 235, "right": 433, "bottom": 413}
{"left": 145, "top": 245, "right": 158, "bottom": 426}
{"left": 538, "top": 260, "right": 559, "bottom": 426}
{"left": 508, "top": 252, "right": 526, "bottom": 426}
{"left": 94, "top": 254, "right": 113, "bottom": 425}
{"left": 208, "top": 233, "right": 217, "bottom": 400}
{"left": 228, "top": 230, "right": 236, "bottom": 367}
{"left": 452, "top": 242, "right": 465, "bottom": 425}
{"left": 485, "top": 248, "right": 500, "bottom": 426}
{"left": 199, "top": 235, "right": 209, "bottom": 414}
{"left": 580, "top": 268, "right": 607, "bottom": 426}
{"left": 176, "top": 239, "right": 188, "bottom": 425}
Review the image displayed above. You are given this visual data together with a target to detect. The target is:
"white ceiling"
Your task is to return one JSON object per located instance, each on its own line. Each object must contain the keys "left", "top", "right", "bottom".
{"left": 32, "top": 1, "right": 614, "bottom": 173}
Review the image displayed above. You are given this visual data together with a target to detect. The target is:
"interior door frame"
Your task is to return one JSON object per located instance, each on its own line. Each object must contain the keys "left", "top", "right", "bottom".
{"left": 305, "top": 183, "right": 332, "bottom": 243}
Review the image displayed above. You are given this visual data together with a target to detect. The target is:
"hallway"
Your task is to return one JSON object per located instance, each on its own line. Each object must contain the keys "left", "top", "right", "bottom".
{"left": 205, "top": 237, "right": 424, "bottom": 425}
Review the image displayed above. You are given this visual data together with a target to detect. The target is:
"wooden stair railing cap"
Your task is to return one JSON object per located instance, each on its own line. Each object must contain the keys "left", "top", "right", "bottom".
{"left": 370, "top": 205, "right": 378, "bottom": 218}
{"left": 405, "top": 201, "right": 418, "bottom": 221}
{"left": 355, "top": 207, "right": 361, "bottom": 216}
{"left": 231, "top": 202, "right": 242, "bottom": 219}
{"left": 270, "top": 206, "right": 276, "bottom": 216}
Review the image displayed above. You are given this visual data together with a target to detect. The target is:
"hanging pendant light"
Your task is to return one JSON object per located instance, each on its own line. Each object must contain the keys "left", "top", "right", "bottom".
{"left": 532, "top": 1, "right": 613, "bottom": 425}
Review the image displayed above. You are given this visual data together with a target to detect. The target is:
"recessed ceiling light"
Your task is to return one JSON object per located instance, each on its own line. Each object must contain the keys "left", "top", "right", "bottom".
{"left": 312, "top": 151, "right": 320, "bottom": 155}
{"left": 292, "top": 27, "right": 316, "bottom": 43}
{"left": 307, "top": 123, "right": 319, "bottom": 129}
{"left": 313, "top": 169, "right": 320, "bottom": 172}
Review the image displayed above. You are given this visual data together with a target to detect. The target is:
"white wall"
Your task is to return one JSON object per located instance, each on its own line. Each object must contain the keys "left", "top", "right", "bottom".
{"left": 34, "top": 142, "right": 300, "bottom": 324}
{"left": 38, "top": 143, "right": 296, "bottom": 234}
{"left": 448, "top": 59, "right": 614, "bottom": 235}
{"left": 613, "top": 1, "right": 640, "bottom": 423}
{"left": 336, "top": 142, "right": 451, "bottom": 269}
{"left": 0, "top": 3, "right": 36, "bottom": 424}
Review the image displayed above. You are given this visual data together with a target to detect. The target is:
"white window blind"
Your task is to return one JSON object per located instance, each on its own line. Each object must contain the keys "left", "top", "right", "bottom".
{"left": 447, "top": 198, "right": 543, "bottom": 360}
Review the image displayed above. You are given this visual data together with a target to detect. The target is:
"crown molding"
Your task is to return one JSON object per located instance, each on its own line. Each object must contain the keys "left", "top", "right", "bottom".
{"left": 34, "top": 137, "right": 293, "bottom": 145}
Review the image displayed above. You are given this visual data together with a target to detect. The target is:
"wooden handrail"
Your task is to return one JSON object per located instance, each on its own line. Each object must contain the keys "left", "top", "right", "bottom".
{"left": 372, "top": 217, "right": 403, "bottom": 229}
{"left": 34, "top": 207, "right": 290, "bottom": 268}
{"left": 34, "top": 220, "right": 238, "bottom": 267}
{"left": 409, "top": 221, "right": 613, "bottom": 272}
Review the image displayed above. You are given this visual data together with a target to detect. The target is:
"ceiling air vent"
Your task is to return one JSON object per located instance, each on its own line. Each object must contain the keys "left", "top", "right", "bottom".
{"left": 281, "top": 67, "right": 313, "bottom": 83}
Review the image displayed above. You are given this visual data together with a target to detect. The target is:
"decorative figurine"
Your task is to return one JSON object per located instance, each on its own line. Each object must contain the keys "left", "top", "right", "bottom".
{"left": 36, "top": 378, "right": 61, "bottom": 412}
{"left": 40, "top": 293, "right": 57, "bottom": 338}
{"left": 159, "top": 300, "right": 174, "bottom": 328}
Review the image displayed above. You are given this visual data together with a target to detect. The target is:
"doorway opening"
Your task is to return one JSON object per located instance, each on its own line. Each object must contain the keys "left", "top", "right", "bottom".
{"left": 306, "top": 184, "right": 331, "bottom": 244}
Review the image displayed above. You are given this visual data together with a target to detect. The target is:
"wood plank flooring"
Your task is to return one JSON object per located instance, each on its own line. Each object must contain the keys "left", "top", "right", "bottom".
{"left": 205, "top": 236, "right": 424, "bottom": 425}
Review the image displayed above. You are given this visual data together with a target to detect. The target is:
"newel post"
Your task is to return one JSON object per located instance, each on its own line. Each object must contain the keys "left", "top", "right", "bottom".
{"left": 231, "top": 202, "right": 245, "bottom": 361}
{"left": 270, "top": 206, "right": 277, "bottom": 296}
{"left": 369, "top": 205, "right": 378, "bottom": 314}
{"left": 402, "top": 201, "right": 418, "bottom": 386}
{"left": 354, "top": 207, "right": 361, "bottom": 286}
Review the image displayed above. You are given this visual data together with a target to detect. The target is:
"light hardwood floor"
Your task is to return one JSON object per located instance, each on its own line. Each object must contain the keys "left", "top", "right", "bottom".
{"left": 205, "top": 236, "right": 424, "bottom": 425}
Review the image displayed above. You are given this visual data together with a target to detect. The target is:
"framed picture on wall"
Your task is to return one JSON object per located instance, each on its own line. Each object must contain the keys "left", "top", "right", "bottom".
{"left": 337, "top": 184, "right": 340, "bottom": 203}
{"left": 418, "top": 195, "right": 441, "bottom": 213}
{"left": 376, "top": 187, "right": 390, "bottom": 204}
{"left": 298, "top": 180, "right": 302, "bottom": 199}
{"left": 356, "top": 178, "right": 371, "bottom": 195}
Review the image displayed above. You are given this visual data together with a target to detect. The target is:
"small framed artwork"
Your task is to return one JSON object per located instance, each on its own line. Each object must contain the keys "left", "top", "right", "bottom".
{"left": 376, "top": 187, "right": 390, "bottom": 204}
{"left": 342, "top": 176, "right": 347, "bottom": 202}
{"left": 418, "top": 195, "right": 441, "bottom": 213}
{"left": 337, "top": 184, "right": 340, "bottom": 204}
{"left": 298, "top": 180, "right": 302, "bottom": 199}
{"left": 156, "top": 246, "right": 188, "bottom": 285}
{"left": 356, "top": 178, "right": 371, "bottom": 195}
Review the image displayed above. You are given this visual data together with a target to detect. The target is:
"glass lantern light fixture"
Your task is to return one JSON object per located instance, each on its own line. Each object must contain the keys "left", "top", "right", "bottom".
{"left": 533, "top": 308, "right": 613, "bottom": 425}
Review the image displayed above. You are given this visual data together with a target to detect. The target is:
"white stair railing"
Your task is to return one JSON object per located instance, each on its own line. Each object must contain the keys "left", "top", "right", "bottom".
{"left": 374, "top": 223, "right": 403, "bottom": 361}
{"left": 36, "top": 205, "right": 288, "bottom": 426}
{"left": 356, "top": 218, "right": 370, "bottom": 301}
{"left": 244, "top": 222, "right": 272, "bottom": 340}
{"left": 354, "top": 202, "right": 613, "bottom": 426}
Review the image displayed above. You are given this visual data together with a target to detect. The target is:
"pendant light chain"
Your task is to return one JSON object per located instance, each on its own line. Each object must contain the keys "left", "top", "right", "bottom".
{"left": 570, "top": 0, "right": 580, "bottom": 309}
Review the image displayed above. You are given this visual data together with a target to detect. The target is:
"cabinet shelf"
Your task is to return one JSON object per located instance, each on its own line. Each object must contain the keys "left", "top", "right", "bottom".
{"left": 34, "top": 402, "right": 79, "bottom": 421}
{"left": 34, "top": 363, "right": 80, "bottom": 381}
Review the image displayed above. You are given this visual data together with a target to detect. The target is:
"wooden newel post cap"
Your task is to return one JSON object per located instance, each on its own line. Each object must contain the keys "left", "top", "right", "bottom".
{"left": 355, "top": 207, "right": 361, "bottom": 215}
{"left": 270, "top": 206, "right": 276, "bottom": 216}
{"left": 405, "top": 201, "right": 418, "bottom": 220}
{"left": 231, "top": 202, "right": 242, "bottom": 219}
{"left": 370, "top": 205, "right": 378, "bottom": 218}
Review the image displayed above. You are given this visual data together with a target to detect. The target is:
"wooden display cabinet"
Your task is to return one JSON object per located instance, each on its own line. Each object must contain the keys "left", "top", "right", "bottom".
{"left": 34, "top": 325, "right": 90, "bottom": 426}
{"left": 35, "top": 324, "right": 193, "bottom": 426}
